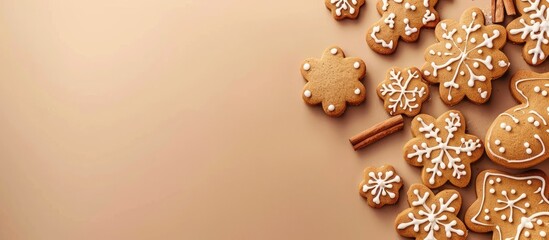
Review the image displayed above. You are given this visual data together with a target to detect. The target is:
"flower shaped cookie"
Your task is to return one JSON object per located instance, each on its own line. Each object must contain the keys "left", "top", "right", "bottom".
{"left": 366, "top": 0, "right": 440, "bottom": 54}
{"left": 465, "top": 170, "right": 549, "bottom": 240}
{"left": 325, "top": 0, "right": 366, "bottom": 20}
{"left": 359, "top": 165, "right": 403, "bottom": 208}
{"left": 300, "top": 46, "right": 366, "bottom": 117}
{"left": 422, "top": 7, "right": 509, "bottom": 106}
{"left": 395, "top": 184, "right": 467, "bottom": 240}
{"left": 507, "top": 0, "right": 549, "bottom": 65}
{"left": 376, "top": 66, "right": 430, "bottom": 117}
{"left": 403, "top": 110, "right": 483, "bottom": 188}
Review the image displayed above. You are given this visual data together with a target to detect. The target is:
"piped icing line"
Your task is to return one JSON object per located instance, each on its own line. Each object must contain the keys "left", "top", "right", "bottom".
{"left": 371, "top": 25, "right": 394, "bottom": 49}
{"left": 406, "top": 111, "right": 482, "bottom": 186}
{"left": 514, "top": 78, "right": 549, "bottom": 112}
{"left": 397, "top": 185, "right": 466, "bottom": 239}
{"left": 530, "top": 110, "right": 548, "bottom": 125}
{"left": 370, "top": 0, "right": 438, "bottom": 54}
{"left": 508, "top": 0, "right": 549, "bottom": 64}
{"left": 330, "top": 0, "right": 359, "bottom": 16}
{"left": 470, "top": 172, "right": 549, "bottom": 240}
{"left": 487, "top": 130, "right": 545, "bottom": 163}
{"left": 362, "top": 170, "right": 401, "bottom": 204}
{"left": 500, "top": 113, "right": 520, "bottom": 124}
{"left": 379, "top": 68, "right": 426, "bottom": 115}
{"left": 423, "top": 9, "right": 507, "bottom": 103}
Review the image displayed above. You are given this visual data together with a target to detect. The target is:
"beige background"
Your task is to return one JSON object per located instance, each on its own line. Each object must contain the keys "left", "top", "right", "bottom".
{"left": 0, "top": 0, "right": 548, "bottom": 239}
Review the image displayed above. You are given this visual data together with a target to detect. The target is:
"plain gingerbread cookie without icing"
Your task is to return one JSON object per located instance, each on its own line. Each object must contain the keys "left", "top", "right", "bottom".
{"left": 421, "top": 7, "right": 509, "bottom": 106}
{"left": 403, "top": 110, "right": 483, "bottom": 188}
{"left": 485, "top": 70, "right": 549, "bottom": 169}
{"left": 325, "top": 0, "right": 366, "bottom": 20}
{"left": 300, "top": 46, "right": 366, "bottom": 117}
{"left": 395, "top": 184, "right": 467, "bottom": 240}
{"left": 376, "top": 66, "right": 430, "bottom": 117}
{"left": 465, "top": 169, "right": 549, "bottom": 240}
{"left": 366, "top": 0, "right": 440, "bottom": 55}
{"left": 359, "top": 165, "right": 403, "bottom": 208}
{"left": 507, "top": 0, "right": 549, "bottom": 65}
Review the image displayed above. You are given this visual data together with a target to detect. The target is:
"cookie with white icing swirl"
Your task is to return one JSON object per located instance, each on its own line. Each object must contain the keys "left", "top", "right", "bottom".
{"left": 395, "top": 184, "right": 467, "bottom": 240}
{"left": 485, "top": 70, "right": 549, "bottom": 169}
{"left": 465, "top": 169, "right": 549, "bottom": 240}
{"left": 366, "top": 0, "right": 440, "bottom": 55}
{"left": 507, "top": 0, "right": 549, "bottom": 65}
{"left": 359, "top": 165, "right": 403, "bottom": 208}
{"left": 325, "top": 0, "right": 366, "bottom": 20}
{"left": 421, "top": 7, "right": 509, "bottom": 106}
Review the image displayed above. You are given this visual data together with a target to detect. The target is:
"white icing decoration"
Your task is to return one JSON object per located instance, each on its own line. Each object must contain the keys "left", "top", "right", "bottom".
{"left": 404, "top": 2, "right": 416, "bottom": 11}
{"left": 362, "top": 170, "right": 401, "bottom": 204}
{"left": 328, "top": 104, "right": 335, "bottom": 111}
{"left": 486, "top": 77, "right": 549, "bottom": 164}
{"left": 354, "top": 88, "right": 361, "bottom": 95}
{"left": 397, "top": 189, "right": 465, "bottom": 238}
{"left": 403, "top": 18, "right": 418, "bottom": 36}
{"left": 509, "top": 0, "right": 549, "bottom": 64}
{"left": 385, "top": 13, "right": 396, "bottom": 28}
{"left": 381, "top": 0, "right": 404, "bottom": 11}
{"left": 330, "top": 48, "right": 338, "bottom": 55}
{"left": 407, "top": 112, "right": 482, "bottom": 185}
{"left": 304, "top": 90, "right": 312, "bottom": 98}
{"left": 354, "top": 61, "right": 360, "bottom": 69}
{"left": 379, "top": 69, "right": 426, "bottom": 115}
{"left": 470, "top": 172, "right": 549, "bottom": 240}
{"left": 330, "top": 0, "right": 359, "bottom": 16}
{"left": 303, "top": 63, "right": 311, "bottom": 71}
{"left": 427, "top": 11, "right": 506, "bottom": 101}
{"left": 498, "top": 60, "right": 509, "bottom": 67}
{"left": 422, "top": 10, "right": 436, "bottom": 24}
{"left": 371, "top": 26, "right": 394, "bottom": 49}
{"left": 478, "top": 88, "right": 488, "bottom": 99}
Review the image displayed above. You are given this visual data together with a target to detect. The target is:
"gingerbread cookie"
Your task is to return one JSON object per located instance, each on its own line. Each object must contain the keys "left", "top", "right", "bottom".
{"left": 465, "top": 169, "right": 549, "bottom": 240}
{"left": 376, "top": 66, "right": 430, "bottom": 117}
{"left": 485, "top": 70, "right": 549, "bottom": 169}
{"left": 422, "top": 7, "right": 509, "bottom": 106}
{"left": 300, "top": 46, "right": 366, "bottom": 117}
{"left": 366, "top": 0, "right": 440, "bottom": 55}
{"left": 395, "top": 184, "right": 467, "bottom": 240}
{"left": 403, "top": 110, "right": 483, "bottom": 188}
{"left": 507, "top": 0, "right": 549, "bottom": 65}
{"left": 325, "top": 0, "right": 366, "bottom": 20}
{"left": 359, "top": 165, "right": 403, "bottom": 208}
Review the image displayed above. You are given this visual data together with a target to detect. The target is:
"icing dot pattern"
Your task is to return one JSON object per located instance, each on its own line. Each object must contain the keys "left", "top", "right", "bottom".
{"left": 300, "top": 46, "right": 366, "bottom": 117}
{"left": 367, "top": 0, "right": 440, "bottom": 54}
{"left": 421, "top": 8, "right": 509, "bottom": 105}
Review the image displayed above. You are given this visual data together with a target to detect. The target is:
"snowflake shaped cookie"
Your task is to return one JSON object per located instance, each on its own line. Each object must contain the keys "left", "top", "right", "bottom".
{"left": 359, "top": 165, "right": 403, "bottom": 208}
{"left": 403, "top": 110, "right": 483, "bottom": 188}
{"left": 465, "top": 170, "right": 549, "bottom": 240}
{"left": 376, "top": 66, "right": 430, "bottom": 117}
{"left": 366, "top": 0, "right": 440, "bottom": 54}
{"left": 507, "top": 0, "right": 549, "bottom": 65}
{"left": 301, "top": 46, "right": 366, "bottom": 117}
{"left": 395, "top": 184, "right": 467, "bottom": 240}
{"left": 485, "top": 70, "right": 549, "bottom": 169}
{"left": 325, "top": 0, "right": 366, "bottom": 20}
{"left": 422, "top": 7, "right": 509, "bottom": 106}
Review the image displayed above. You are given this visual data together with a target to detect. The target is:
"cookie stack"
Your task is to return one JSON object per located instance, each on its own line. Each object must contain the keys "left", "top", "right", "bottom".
{"left": 301, "top": 1, "right": 549, "bottom": 239}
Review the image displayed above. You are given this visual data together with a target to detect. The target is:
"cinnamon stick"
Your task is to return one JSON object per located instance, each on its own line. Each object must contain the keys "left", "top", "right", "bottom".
{"left": 352, "top": 122, "right": 404, "bottom": 151}
{"left": 503, "top": 0, "right": 516, "bottom": 16}
{"left": 349, "top": 115, "right": 404, "bottom": 151}
{"left": 492, "top": 0, "right": 497, "bottom": 22}
{"left": 494, "top": 0, "right": 505, "bottom": 23}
